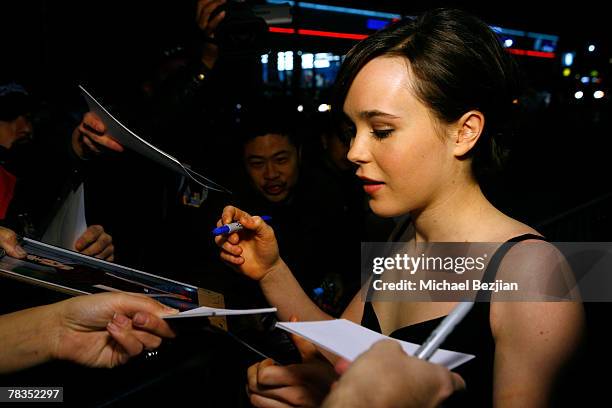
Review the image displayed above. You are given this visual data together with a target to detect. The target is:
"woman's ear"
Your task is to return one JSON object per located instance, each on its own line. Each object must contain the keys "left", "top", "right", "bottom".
{"left": 452, "top": 111, "right": 484, "bottom": 157}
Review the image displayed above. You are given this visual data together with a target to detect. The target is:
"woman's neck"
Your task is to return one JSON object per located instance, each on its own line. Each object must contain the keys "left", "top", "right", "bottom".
{"left": 411, "top": 180, "right": 497, "bottom": 242}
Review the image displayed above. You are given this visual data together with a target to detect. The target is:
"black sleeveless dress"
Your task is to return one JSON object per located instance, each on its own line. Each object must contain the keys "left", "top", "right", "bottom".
{"left": 361, "top": 232, "right": 546, "bottom": 406}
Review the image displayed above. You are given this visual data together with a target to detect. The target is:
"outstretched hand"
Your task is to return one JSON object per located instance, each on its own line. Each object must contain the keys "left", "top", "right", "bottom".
{"left": 50, "top": 292, "right": 177, "bottom": 368}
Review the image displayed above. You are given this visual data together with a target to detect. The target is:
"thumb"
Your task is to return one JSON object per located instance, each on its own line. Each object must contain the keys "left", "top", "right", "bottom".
{"left": 450, "top": 373, "right": 466, "bottom": 392}
{"left": 289, "top": 315, "right": 318, "bottom": 361}
{"left": 116, "top": 293, "right": 179, "bottom": 317}
{"left": 260, "top": 358, "right": 277, "bottom": 369}
{"left": 239, "top": 215, "right": 270, "bottom": 235}
{"left": 334, "top": 358, "right": 351, "bottom": 375}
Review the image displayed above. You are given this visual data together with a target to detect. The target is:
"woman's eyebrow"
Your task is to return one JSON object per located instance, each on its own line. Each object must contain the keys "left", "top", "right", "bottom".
{"left": 359, "top": 110, "right": 400, "bottom": 119}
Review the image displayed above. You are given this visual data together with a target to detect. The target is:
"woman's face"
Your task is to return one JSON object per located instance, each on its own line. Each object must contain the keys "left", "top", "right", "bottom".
{"left": 344, "top": 56, "right": 455, "bottom": 217}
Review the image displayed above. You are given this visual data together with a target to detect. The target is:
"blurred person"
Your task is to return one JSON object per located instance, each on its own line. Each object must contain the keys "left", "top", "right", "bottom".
{"left": 83, "top": 0, "right": 235, "bottom": 269}
{"left": 0, "top": 82, "right": 120, "bottom": 260}
{"left": 217, "top": 9, "right": 584, "bottom": 407}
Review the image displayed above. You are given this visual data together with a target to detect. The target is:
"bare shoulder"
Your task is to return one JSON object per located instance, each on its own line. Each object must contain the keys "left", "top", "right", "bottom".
{"left": 494, "top": 212, "right": 542, "bottom": 241}
{"left": 494, "top": 231, "right": 577, "bottom": 301}
{"left": 488, "top": 225, "right": 584, "bottom": 344}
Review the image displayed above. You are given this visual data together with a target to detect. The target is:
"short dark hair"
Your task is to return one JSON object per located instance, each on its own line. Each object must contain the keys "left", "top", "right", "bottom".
{"left": 333, "top": 8, "right": 521, "bottom": 182}
{"left": 0, "top": 82, "right": 32, "bottom": 122}
{"left": 236, "top": 98, "right": 301, "bottom": 150}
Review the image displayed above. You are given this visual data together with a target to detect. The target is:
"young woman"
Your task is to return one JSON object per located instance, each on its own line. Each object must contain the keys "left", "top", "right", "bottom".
{"left": 216, "top": 8, "right": 584, "bottom": 407}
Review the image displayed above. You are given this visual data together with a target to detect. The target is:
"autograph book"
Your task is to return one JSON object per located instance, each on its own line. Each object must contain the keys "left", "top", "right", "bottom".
{"left": 0, "top": 237, "right": 204, "bottom": 309}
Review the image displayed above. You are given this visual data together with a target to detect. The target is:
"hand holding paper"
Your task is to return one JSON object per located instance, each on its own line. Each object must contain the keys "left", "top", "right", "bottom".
{"left": 322, "top": 340, "right": 466, "bottom": 408}
{"left": 275, "top": 319, "right": 474, "bottom": 370}
{"left": 72, "top": 111, "right": 124, "bottom": 158}
{"left": 79, "top": 85, "right": 230, "bottom": 193}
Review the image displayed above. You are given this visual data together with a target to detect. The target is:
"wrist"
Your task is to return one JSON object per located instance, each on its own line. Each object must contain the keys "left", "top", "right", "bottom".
{"left": 44, "top": 300, "right": 68, "bottom": 362}
{"left": 260, "top": 258, "right": 286, "bottom": 285}
{"left": 199, "top": 37, "right": 219, "bottom": 70}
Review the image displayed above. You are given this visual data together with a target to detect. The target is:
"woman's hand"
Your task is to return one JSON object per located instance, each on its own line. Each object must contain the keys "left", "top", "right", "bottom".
{"left": 215, "top": 205, "right": 282, "bottom": 281}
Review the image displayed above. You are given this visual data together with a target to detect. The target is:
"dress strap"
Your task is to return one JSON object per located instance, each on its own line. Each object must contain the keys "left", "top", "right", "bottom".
{"left": 475, "top": 234, "right": 547, "bottom": 302}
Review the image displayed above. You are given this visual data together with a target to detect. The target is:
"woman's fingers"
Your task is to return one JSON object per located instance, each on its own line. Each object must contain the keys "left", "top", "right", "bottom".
{"left": 221, "top": 205, "right": 251, "bottom": 225}
{"left": 220, "top": 251, "right": 244, "bottom": 265}
{"left": 221, "top": 241, "right": 242, "bottom": 256}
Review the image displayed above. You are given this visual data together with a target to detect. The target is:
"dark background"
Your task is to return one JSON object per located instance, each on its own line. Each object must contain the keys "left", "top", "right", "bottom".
{"left": 1, "top": 1, "right": 610, "bottom": 406}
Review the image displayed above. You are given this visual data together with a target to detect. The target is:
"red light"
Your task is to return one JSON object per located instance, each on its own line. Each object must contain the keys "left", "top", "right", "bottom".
{"left": 268, "top": 27, "right": 556, "bottom": 59}
{"left": 507, "top": 49, "right": 555, "bottom": 59}
{"left": 269, "top": 26, "right": 368, "bottom": 40}
{"left": 269, "top": 27, "right": 295, "bottom": 34}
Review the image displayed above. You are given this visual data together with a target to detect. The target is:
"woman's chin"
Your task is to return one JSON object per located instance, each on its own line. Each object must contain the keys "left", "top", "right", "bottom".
{"left": 369, "top": 201, "right": 405, "bottom": 218}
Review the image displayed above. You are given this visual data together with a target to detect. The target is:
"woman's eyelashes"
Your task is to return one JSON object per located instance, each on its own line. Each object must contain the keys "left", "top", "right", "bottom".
{"left": 371, "top": 128, "right": 394, "bottom": 139}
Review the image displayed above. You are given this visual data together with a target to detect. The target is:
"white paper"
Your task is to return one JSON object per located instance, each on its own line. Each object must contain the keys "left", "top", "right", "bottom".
{"left": 41, "top": 183, "right": 88, "bottom": 250}
{"left": 78, "top": 85, "right": 230, "bottom": 193}
{"left": 276, "top": 319, "right": 475, "bottom": 370}
{"left": 164, "top": 305, "right": 277, "bottom": 319}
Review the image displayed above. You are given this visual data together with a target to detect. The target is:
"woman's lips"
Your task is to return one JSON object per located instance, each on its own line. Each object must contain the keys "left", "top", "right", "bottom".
{"left": 363, "top": 183, "right": 384, "bottom": 194}
{"left": 360, "top": 177, "right": 385, "bottom": 194}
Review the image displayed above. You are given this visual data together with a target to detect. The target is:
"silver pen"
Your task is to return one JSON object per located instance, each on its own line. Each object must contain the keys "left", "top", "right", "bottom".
{"left": 414, "top": 301, "right": 474, "bottom": 360}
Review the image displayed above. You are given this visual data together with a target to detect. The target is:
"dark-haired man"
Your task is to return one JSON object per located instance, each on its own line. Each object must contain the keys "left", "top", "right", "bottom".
{"left": 236, "top": 117, "right": 360, "bottom": 316}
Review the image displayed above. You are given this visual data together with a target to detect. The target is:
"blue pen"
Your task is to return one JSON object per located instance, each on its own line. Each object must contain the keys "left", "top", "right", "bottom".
{"left": 212, "top": 216, "right": 272, "bottom": 236}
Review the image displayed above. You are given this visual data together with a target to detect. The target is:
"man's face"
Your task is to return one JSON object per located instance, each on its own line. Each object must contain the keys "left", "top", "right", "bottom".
{"left": 244, "top": 133, "right": 300, "bottom": 202}
{"left": 0, "top": 115, "right": 32, "bottom": 149}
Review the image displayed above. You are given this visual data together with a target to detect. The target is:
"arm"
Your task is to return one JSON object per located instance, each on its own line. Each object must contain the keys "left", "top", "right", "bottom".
{"left": 216, "top": 206, "right": 366, "bottom": 322}
{"left": 491, "top": 242, "right": 585, "bottom": 406}
{"left": 216, "top": 206, "right": 332, "bottom": 322}
{"left": 491, "top": 301, "right": 584, "bottom": 407}
{"left": 0, "top": 292, "right": 177, "bottom": 374}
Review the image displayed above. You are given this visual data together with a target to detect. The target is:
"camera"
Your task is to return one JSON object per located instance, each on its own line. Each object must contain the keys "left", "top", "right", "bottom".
{"left": 210, "top": 0, "right": 270, "bottom": 58}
